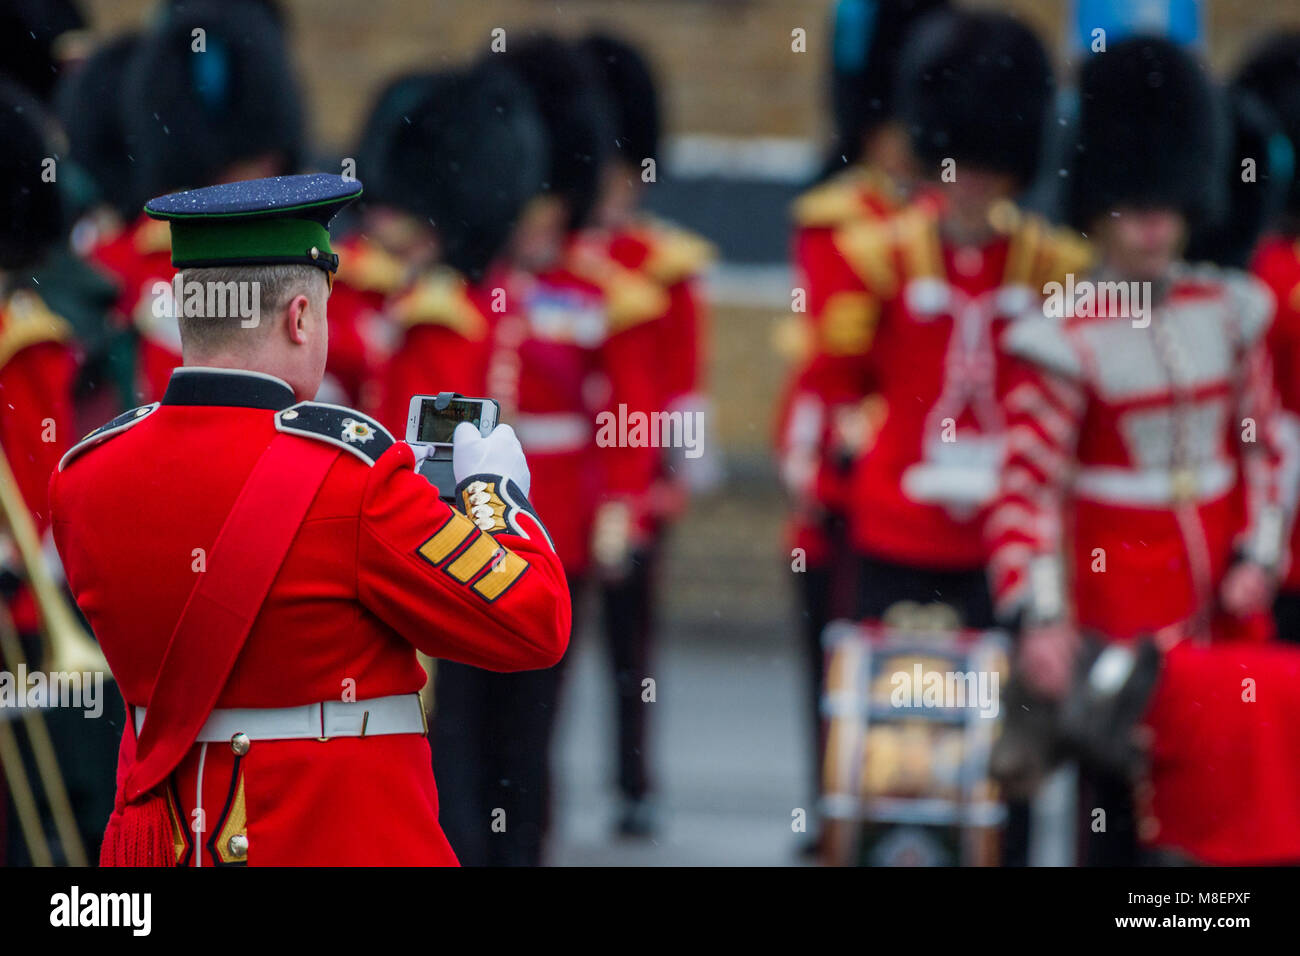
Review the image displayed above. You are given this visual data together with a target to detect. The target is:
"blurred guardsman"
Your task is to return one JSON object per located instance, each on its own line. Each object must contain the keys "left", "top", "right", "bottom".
{"left": 0, "top": 78, "right": 84, "bottom": 863}
{"left": 773, "top": 0, "right": 944, "bottom": 852}
{"left": 578, "top": 31, "right": 716, "bottom": 837}
{"left": 989, "top": 37, "right": 1300, "bottom": 864}
{"left": 89, "top": 0, "right": 303, "bottom": 404}
{"left": 50, "top": 174, "right": 571, "bottom": 866}
{"left": 53, "top": 32, "right": 145, "bottom": 426}
{"left": 800, "top": 10, "right": 1085, "bottom": 864}
{"left": 357, "top": 64, "right": 559, "bottom": 867}
{"left": 446, "top": 34, "right": 664, "bottom": 864}
{"left": 802, "top": 11, "right": 1081, "bottom": 633}
{"left": 369, "top": 63, "right": 547, "bottom": 434}
{"left": 1237, "top": 34, "right": 1300, "bottom": 643}
{"left": 325, "top": 72, "right": 442, "bottom": 413}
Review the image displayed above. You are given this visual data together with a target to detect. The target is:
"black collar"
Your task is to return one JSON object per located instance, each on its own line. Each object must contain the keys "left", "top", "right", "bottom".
{"left": 161, "top": 367, "right": 298, "bottom": 410}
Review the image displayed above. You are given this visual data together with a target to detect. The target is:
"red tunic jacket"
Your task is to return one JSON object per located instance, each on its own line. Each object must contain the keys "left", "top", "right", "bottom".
{"left": 798, "top": 194, "right": 1091, "bottom": 570}
{"left": 89, "top": 214, "right": 178, "bottom": 404}
{"left": 0, "top": 290, "right": 78, "bottom": 632}
{"left": 50, "top": 367, "right": 571, "bottom": 865}
{"left": 776, "top": 165, "right": 902, "bottom": 565}
{"left": 1250, "top": 234, "right": 1300, "bottom": 593}
{"left": 988, "top": 265, "right": 1292, "bottom": 641}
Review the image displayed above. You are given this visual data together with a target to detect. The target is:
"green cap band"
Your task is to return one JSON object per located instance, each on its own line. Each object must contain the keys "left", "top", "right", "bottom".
{"left": 169, "top": 218, "right": 336, "bottom": 271}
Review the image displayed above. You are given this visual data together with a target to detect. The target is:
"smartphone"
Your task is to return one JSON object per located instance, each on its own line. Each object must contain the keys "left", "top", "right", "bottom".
{"left": 406, "top": 393, "right": 499, "bottom": 445}
{"left": 405, "top": 393, "right": 500, "bottom": 501}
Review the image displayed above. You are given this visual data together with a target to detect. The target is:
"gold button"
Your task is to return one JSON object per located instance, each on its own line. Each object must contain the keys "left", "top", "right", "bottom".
{"left": 227, "top": 833, "right": 249, "bottom": 859}
{"left": 282, "top": 409, "right": 299, "bottom": 420}
{"left": 230, "top": 732, "right": 251, "bottom": 756}
{"left": 310, "top": 246, "right": 320, "bottom": 260}
{"left": 134, "top": 407, "right": 150, "bottom": 417}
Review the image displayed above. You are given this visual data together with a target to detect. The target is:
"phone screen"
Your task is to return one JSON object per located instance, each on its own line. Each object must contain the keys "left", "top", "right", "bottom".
{"left": 417, "top": 398, "right": 484, "bottom": 444}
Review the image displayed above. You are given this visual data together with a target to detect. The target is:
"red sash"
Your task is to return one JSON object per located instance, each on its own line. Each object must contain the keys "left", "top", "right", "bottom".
{"left": 122, "top": 433, "right": 339, "bottom": 802}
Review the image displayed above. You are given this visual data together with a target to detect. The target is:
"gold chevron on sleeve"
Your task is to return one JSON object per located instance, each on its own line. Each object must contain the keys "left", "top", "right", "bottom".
{"left": 445, "top": 533, "right": 500, "bottom": 582}
{"left": 417, "top": 512, "right": 477, "bottom": 566}
{"left": 472, "top": 549, "right": 529, "bottom": 601}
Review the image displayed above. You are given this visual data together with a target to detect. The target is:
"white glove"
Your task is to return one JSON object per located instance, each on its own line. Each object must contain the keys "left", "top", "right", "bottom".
{"left": 452, "top": 422, "right": 531, "bottom": 498}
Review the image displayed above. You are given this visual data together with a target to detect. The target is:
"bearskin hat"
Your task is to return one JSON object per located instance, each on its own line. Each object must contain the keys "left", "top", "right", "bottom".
{"left": 122, "top": 0, "right": 304, "bottom": 203}
{"left": 579, "top": 32, "right": 660, "bottom": 168}
{"left": 1235, "top": 33, "right": 1300, "bottom": 219}
{"left": 895, "top": 9, "right": 1052, "bottom": 187}
{"left": 1185, "top": 88, "right": 1292, "bottom": 267}
{"left": 825, "top": 0, "right": 948, "bottom": 170}
{"left": 0, "top": 0, "right": 85, "bottom": 102}
{"left": 495, "top": 34, "right": 615, "bottom": 232}
{"left": 55, "top": 33, "right": 140, "bottom": 219}
{"left": 381, "top": 63, "right": 548, "bottom": 281}
{"left": 0, "top": 78, "right": 65, "bottom": 270}
{"left": 354, "top": 71, "right": 442, "bottom": 210}
{"left": 1065, "top": 36, "right": 1225, "bottom": 233}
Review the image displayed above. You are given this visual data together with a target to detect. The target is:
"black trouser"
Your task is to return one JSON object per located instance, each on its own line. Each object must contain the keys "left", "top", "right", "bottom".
{"left": 855, "top": 552, "right": 995, "bottom": 627}
{"left": 598, "top": 545, "right": 658, "bottom": 802}
{"left": 1274, "top": 590, "right": 1300, "bottom": 644}
{"left": 795, "top": 516, "right": 858, "bottom": 825}
{"left": 1076, "top": 765, "right": 1138, "bottom": 866}
{"left": 430, "top": 581, "right": 577, "bottom": 867}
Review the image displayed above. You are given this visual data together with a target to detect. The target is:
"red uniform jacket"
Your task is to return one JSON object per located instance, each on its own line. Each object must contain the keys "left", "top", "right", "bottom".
{"left": 89, "top": 214, "right": 178, "bottom": 404}
{"left": 50, "top": 367, "right": 571, "bottom": 866}
{"left": 0, "top": 291, "right": 78, "bottom": 632}
{"left": 777, "top": 165, "right": 903, "bottom": 565}
{"left": 988, "top": 265, "right": 1292, "bottom": 641}
{"left": 603, "top": 218, "right": 716, "bottom": 524}
{"left": 369, "top": 266, "right": 500, "bottom": 435}
{"left": 1250, "top": 234, "right": 1300, "bottom": 593}
{"left": 798, "top": 194, "right": 1091, "bottom": 570}
{"left": 324, "top": 234, "right": 407, "bottom": 408}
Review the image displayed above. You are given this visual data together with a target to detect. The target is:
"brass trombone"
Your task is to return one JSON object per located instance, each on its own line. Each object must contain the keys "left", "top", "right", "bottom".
{"left": 0, "top": 440, "right": 112, "bottom": 866}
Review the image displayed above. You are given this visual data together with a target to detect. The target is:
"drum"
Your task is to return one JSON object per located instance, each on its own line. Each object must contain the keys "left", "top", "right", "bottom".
{"left": 820, "top": 618, "right": 1010, "bottom": 866}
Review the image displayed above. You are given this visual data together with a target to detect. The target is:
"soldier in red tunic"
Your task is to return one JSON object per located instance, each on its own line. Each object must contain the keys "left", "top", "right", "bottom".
{"left": 0, "top": 79, "right": 87, "bottom": 863}
{"left": 989, "top": 37, "right": 1300, "bottom": 865}
{"left": 774, "top": 0, "right": 948, "bottom": 851}
{"left": 796, "top": 10, "right": 1084, "bottom": 863}
{"left": 50, "top": 174, "right": 572, "bottom": 866}
{"left": 577, "top": 31, "right": 718, "bottom": 836}
{"left": 87, "top": 2, "right": 304, "bottom": 405}
{"left": 1236, "top": 34, "right": 1300, "bottom": 644}
{"left": 796, "top": 11, "right": 1080, "bottom": 626}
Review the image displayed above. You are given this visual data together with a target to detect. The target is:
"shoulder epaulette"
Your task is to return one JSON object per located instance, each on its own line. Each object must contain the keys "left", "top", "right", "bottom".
{"left": 0, "top": 290, "right": 73, "bottom": 371}
{"left": 336, "top": 239, "right": 407, "bottom": 294}
{"left": 1216, "top": 268, "right": 1276, "bottom": 346}
{"left": 390, "top": 271, "right": 489, "bottom": 340}
{"left": 832, "top": 215, "right": 902, "bottom": 295}
{"left": 637, "top": 222, "right": 716, "bottom": 285}
{"left": 792, "top": 167, "right": 898, "bottom": 228}
{"left": 133, "top": 218, "right": 172, "bottom": 256}
{"left": 275, "top": 402, "right": 395, "bottom": 465}
{"left": 568, "top": 246, "right": 670, "bottom": 331}
{"left": 1032, "top": 222, "right": 1094, "bottom": 288}
{"left": 1003, "top": 315, "right": 1083, "bottom": 380}
{"left": 58, "top": 403, "right": 161, "bottom": 472}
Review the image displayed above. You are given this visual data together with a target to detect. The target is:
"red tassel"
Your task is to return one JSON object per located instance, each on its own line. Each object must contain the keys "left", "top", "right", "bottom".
{"left": 100, "top": 792, "right": 175, "bottom": 867}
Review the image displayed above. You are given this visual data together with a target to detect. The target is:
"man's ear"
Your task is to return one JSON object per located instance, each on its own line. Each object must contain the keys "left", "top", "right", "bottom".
{"left": 286, "top": 294, "right": 310, "bottom": 345}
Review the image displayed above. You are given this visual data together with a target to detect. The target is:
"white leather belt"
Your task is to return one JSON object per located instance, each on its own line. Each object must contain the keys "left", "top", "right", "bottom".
{"left": 134, "top": 693, "right": 426, "bottom": 743}
{"left": 1073, "top": 461, "right": 1235, "bottom": 506}
{"left": 513, "top": 412, "right": 589, "bottom": 454}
